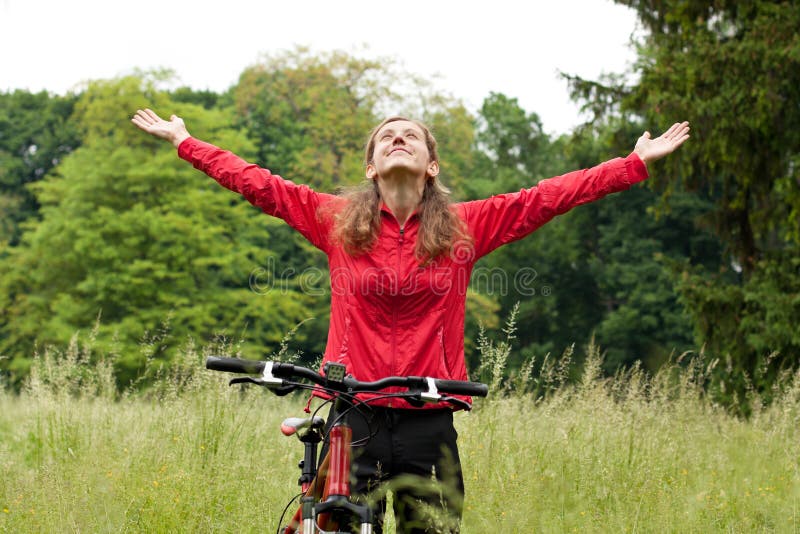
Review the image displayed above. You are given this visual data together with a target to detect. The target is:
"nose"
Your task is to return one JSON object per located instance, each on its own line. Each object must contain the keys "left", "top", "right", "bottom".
{"left": 392, "top": 134, "right": 406, "bottom": 145}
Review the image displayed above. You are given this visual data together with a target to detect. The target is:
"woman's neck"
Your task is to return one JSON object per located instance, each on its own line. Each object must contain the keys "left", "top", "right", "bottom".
{"left": 378, "top": 178, "right": 424, "bottom": 227}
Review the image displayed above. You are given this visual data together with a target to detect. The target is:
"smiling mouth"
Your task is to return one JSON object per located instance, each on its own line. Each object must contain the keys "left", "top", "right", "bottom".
{"left": 389, "top": 148, "right": 411, "bottom": 155}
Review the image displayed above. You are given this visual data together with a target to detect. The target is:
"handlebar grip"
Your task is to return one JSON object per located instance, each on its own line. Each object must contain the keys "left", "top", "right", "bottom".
{"left": 435, "top": 379, "right": 489, "bottom": 397}
{"left": 205, "top": 356, "right": 266, "bottom": 374}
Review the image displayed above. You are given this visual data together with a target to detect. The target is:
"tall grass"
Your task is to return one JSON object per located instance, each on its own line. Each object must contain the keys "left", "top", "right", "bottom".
{"left": 1, "top": 331, "right": 799, "bottom": 533}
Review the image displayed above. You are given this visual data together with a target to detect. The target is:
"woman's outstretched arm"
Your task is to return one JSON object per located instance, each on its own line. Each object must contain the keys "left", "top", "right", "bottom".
{"left": 130, "top": 107, "right": 335, "bottom": 251}
{"left": 460, "top": 121, "right": 691, "bottom": 258}
{"left": 131, "top": 108, "right": 191, "bottom": 148}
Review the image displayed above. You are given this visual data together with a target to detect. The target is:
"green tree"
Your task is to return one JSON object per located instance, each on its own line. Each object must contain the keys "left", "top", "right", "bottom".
{"left": 422, "top": 102, "right": 476, "bottom": 198}
{"left": 232, "top": 47, "right": 387, "bottom": 190}
{"left": 564, "top": 121, "right": 720, "bottom": 372}
{"left": 464, "top": 92, "right": 570, "bottom": 199}
{"left": 0, "top": 90, "right": 80, "bottom": 245}
{"left": 568, "top": 1, "right": 800, "bottom": 380}
{"left": 0, "top": 75, "right": 315, "bottom": 384}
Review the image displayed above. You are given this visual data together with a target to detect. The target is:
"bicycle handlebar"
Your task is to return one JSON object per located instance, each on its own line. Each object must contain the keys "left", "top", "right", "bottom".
{"left": 205, "top": 356, "right": 266, "bottom": 374}
{"left": 205, "top": 356, "right": 488, "bottom": 398}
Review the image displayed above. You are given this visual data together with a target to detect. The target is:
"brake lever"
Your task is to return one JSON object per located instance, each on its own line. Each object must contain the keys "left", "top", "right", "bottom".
{"left": 405, "top": 393, "right": 471, "bottom": 411}
{"left": 441, "top": 396, "right": 472, "bottom": 411}
{"left": 403, "top": 392, "right": 472, "bottom": 411}
{"left": 228, "top": 377, "right": 297, "bottom": 395}
{"left": 405, "top": 394, "right": 425, "bottom": 408}
{"left": 229, "top": 376, "right": 262, "bottom": 386}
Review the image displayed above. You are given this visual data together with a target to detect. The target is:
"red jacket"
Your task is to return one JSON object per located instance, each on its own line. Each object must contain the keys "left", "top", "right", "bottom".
{"left": 179, "top": 138, "right": 648, "bottom": 407}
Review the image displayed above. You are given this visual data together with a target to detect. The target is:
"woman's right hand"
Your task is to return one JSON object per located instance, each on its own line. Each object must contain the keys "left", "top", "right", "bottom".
{"left": 131, "top": 108, "right": 191, "bottom": 148}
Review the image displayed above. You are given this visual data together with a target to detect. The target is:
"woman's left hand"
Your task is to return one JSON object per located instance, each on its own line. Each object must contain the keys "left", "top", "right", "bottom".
{"left": 634, "top": 121, "right": 691, "bottom": 166}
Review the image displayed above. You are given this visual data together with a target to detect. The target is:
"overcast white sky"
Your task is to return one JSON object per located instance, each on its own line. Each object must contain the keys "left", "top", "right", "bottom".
{"left": 0, "top": 0, "right": 640, "bottom": 134}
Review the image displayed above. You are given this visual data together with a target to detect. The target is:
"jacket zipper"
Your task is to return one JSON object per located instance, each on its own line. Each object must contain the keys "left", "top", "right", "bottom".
{"left": 391, "top": 225, "right": 404, "bottom": 379}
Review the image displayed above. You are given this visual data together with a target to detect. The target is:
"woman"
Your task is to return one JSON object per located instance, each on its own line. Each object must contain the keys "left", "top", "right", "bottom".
{"left": 132, "top": 109, "right": 689, "bottom": 532}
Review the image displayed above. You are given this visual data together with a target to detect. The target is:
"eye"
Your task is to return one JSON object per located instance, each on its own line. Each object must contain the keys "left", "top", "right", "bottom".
{"left": 406, "top": 132, "right": 418, "bottom": 139}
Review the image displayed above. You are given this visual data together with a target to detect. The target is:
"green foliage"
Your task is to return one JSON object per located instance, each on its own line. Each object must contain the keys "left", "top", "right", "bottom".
{"left": 567, "top": 0, "right": 800, "bottom": 380}
{"left": 0, "top": 75, "right": 316, "bottom": 385}
{"left": 472, "top": 302, "right": 520, "bottom": 391}
{"left": 588, "top": 182, "right": 723, "bottom": 371}
{"left": 232, "top": 47, "right": 385, "bottom": 190}
{"left": 622, "top": 1, "right": 800, "bottom": 266}
{"left": 0, "top": 90, "right": 80, "bottom": 245}
{"left": 169, "top": 86, "right": 229, "bottom": 110}
{"left": 7, "top": 37, "right": 795, "bottom": 394}
{"left": 464, "top": 92, "right": 569, "bottom": 199}
{"left": 422, "top": 102, "right": 476, "bottom": 196}
{"left": 677, "top": 251, "right": 800, "bottom": 396}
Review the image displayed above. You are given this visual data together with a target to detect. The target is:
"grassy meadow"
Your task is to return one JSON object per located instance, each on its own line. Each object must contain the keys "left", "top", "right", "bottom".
{"left": 1, "top": 340, "right": 799, "bottom": 533}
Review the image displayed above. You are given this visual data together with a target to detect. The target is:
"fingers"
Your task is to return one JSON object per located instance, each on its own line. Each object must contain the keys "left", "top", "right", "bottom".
{"left": 143, "top": 108, "right": 163, "bottom": 122}
{"left": 131, "top": 108, "right": 165, "bottom": 127}
{"left": 654, "top": 121, "right": 690, "bottom": 151}
{"left": 662, "top": 121, "right": 690, "bottom": 140}
{"left": 670, "top": 122, "right": 691, "bottom": 147}
{"left": 131, "top": 109, "right": 153, "bottom": 129}
{"left": 130, "top": 110, "right": 151, "bottom": 130}
{"left": 672, "top": 132, "right": 690, "bottom": 148}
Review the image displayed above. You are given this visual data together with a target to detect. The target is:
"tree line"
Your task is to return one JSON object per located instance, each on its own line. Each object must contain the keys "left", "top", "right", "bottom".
{"left": 1, "top": 1, "right": 798, "bottom": 399}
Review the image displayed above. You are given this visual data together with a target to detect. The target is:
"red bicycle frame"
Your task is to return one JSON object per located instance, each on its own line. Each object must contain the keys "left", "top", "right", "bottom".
{"left": 283, "top": 420, "right": 366, "bottom": 533}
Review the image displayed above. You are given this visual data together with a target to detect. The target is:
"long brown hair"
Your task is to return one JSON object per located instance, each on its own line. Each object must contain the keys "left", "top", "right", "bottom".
{"left": 329, "top": 117, "right": 470, "bottom": 262}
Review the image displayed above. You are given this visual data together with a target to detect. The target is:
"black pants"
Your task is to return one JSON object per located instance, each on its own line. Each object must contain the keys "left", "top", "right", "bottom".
{"left": 328, "top": 406, "right": 464, "bottom": 534}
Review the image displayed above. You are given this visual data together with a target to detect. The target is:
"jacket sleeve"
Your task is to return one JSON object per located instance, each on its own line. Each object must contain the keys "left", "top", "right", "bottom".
{"left": 458, "top": 152, "right": 648, "bottom": 259}
{"left": 178, "top": 137, "right": 335, "bottom": 252}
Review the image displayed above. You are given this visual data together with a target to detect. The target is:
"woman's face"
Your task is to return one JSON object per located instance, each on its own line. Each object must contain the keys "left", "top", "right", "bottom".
{"left": 367, "top": 120, "right": 439, "bottom": 182}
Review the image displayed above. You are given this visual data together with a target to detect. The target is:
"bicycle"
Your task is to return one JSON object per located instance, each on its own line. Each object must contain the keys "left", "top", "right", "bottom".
{"left": 205, "top": 356, "right": 488, "bottom": 534}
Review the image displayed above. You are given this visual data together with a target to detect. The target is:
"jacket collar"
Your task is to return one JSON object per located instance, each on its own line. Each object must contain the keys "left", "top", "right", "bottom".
{"left": 379, "top": 201, "right": 420, "bottom": 227}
